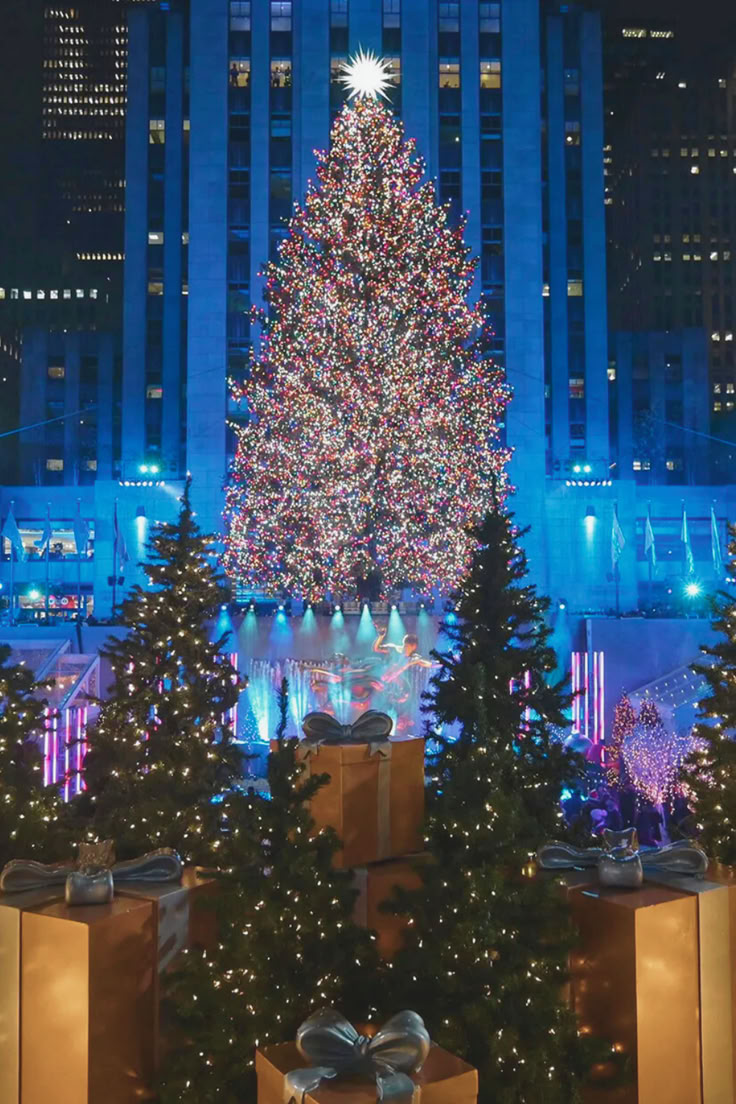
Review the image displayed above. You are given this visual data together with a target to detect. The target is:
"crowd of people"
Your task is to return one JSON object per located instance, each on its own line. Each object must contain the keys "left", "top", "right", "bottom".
{"left": 562, "top": 781, "right": 692, "bottom": 846}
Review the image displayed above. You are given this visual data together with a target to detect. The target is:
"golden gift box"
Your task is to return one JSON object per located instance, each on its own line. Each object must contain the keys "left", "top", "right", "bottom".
{"left": 255, "top": 1040, "right": 478, "bottom": 1104}
{"left": 353, "top": 854, "right": 428, "bottom": 959}
{"left": 20, "top": 895, "right": 157, "bottom": 1104}
{"left": 568, "top": 882, "right": 701, "bottom": 1104}
{"left": 273, "top": 736, "right": 425, "bottom": 869}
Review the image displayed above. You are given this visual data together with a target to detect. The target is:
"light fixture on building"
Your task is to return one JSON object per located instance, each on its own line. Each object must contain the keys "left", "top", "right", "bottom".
{"left": 585, "top": 506, "right": 597, "bottom": 519}
{"left": 135, "top": 506, "right": 146, "bottom": 519}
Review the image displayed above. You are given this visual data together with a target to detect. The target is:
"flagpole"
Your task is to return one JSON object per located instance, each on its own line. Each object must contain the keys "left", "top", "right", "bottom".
{"left": 45, "top": 502, "right": 50, "bottom": 621}
{"left": 112, "top": 498, "right": 118, "bottom": 619}
{"left": 8, "top": 498, "right": 15, "bottom": 627}
{"left": 76, "top": 498, "right": 82, "bottom": 621}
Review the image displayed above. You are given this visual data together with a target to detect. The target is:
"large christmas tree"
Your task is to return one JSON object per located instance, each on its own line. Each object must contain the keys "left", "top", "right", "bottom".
{"left": 683, "top": 525, "right": 736, "bottom": 861}
{"left": 68, "top": 478, "right": 244, "bottom": 862}
{"left": 225, "top": 56, "right": 510, "bottom": 600}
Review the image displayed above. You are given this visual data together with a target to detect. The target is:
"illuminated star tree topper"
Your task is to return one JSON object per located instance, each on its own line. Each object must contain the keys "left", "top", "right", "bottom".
{"left": 339, "top": 48, "right": 394, "bottom": 100}
{"left": 225, "top": 88, "right": 511, "bottom": 601}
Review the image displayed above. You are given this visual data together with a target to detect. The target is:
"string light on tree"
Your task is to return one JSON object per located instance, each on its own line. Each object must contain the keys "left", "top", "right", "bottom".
{"left": 224, "top": 82, "right": 510, "bottom": 601}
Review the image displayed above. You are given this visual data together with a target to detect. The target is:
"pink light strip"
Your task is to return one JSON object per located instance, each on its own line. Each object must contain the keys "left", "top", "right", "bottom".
{"left": 599, "top": 651, "right": 605, "bottom": 749}
{"left": 51, "top": 713, "right": 58, "bottom": 786}
{"left": 43, "top": 707, "right": 50, "bottom": 787}
{"left": 584, "top": 652, "right": 589, "bottom": 742}
{"left": 81, "top": 706, "right": 88, "bottom": 791}
{"left": 64, "top": 710, "right": 71, "bottom": 802}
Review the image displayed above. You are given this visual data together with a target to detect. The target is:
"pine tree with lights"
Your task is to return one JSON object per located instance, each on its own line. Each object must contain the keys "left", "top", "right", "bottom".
{"left": 682, "top": 525, "right": 736, "bottom": 861}
{"left": 159, "top": 680, "right": 379, "bottom": 1104}
{"left": 623, "top": 699, "right": 680, "bottom": 808}
{"left": 67, "top": 478, "right": 244, "bottom": 863}
{"left": 0, "top": 645, "right": 62, "bottom": 868}
{"left": 225, "top": 54, "right": 510, "bottom": 601}
{"left": 606, "top": 694, "right": 636, "bottom": 786}
{"left": 382, "top": 507, "right": 602, "bottom": 1103}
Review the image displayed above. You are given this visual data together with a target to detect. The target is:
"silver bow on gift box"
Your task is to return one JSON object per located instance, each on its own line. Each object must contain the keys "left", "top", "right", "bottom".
{"left": 0, "top": 846, "right": 183, "bottom": 905}
{"left": 302, "top": 710, "right": 393, "bottom": 748}
{"left": 284, "top": 1009, "right": 431, "bottom": 1104}
{"left": 537, "top": 832, "right": 708, "bottom": 888}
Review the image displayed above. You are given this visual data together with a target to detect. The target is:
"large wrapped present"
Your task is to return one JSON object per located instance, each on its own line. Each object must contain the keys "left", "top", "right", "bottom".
{"left": 353, "top": 855, "right": 428, "bottom": 959}
{"left": 0, "top": 887, "right": 64, "bottom": 1104}
{"left": 641, "top": 862, "right": 736, "bottom": 1104}
{"left": 274, "top": 712, "right": 425, "bottom": 868}
{"left": 568, "top": 882, "right": 701, "bottom": 1104}
{"left": 256, "top": 1010, "right": 477, "bottom": 1104}
{"left": 21, "top": 895, "right": 157, "bottom": 1104}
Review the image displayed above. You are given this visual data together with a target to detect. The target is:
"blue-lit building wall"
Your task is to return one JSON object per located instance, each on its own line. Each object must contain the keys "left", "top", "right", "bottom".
{"left": 5, "top": 0, "right": 731, "bottom": 622}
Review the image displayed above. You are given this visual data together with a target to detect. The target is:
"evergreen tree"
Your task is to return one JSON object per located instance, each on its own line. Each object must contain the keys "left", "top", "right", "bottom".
{"left": 0, "top": 645, "right": 62, "bottom": 867}
{"left": 383, "top": 508, "right": 600, "bottom": 1103}
{"left": 159, "top": 680, "right": 379, "bottom": 1103}
{"left": 68, "top": 478, "right": 244, "bottom": 862}
{"left": 683, "top": 525, "right": 736, "bottom": 861}
{"left": 225, "top": 66, "right": 509, "bottom": 601}
{"left": 428, "top": 507, "right": 582, "bottom": 847}
{"left": 606, "top": 694, "right": 636, "bottom": 787}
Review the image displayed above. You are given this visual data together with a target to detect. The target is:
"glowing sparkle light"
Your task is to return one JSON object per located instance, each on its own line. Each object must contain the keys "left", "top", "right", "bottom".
{"left": 685, "top": 580, "right": 702, "bottom": 598}
{"left": 339, "top": 48, "right": 394, "bottom": 100}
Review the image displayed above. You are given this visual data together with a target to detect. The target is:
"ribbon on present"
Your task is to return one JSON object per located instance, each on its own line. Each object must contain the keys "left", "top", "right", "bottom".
{"left": 299, "top": 711, "right": 394, "bottom": 862}
{"left": 284, "top": 1009, "right": 431, "bottom": 1104}
{"left": 537, "top": 833, "right": 708, "bottom": 884}
{"left": 0, "top": 846, "right": 183, "bottom": 894}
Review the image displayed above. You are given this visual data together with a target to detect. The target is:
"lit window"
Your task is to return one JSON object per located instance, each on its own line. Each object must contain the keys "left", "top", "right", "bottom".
{"left": 569, "top": 377, "right": 585, "bottom": 399}
{"left": 182, "top": 231, "right": 189, "bottom": 244}
{"left": 439, "top": 2, "right": 459, "bottom": 31}
{"left": 714, "top": 383, "right": 722, "bottom": 393}
{"left": 653, "top": 253, "right": 662, "bottom": 261}
{"left": 683, "top": 254, "right": 691, "bottom": 261}
{"left": 633, "top": 460, "right": 642, "bottom": 470}
{"left": 148, "top": 281, "right": 164, "bottom": 296}
{"left": 691, "top": 165, "right": 699, "bottom": 174}
{"left": 84, "top": 459, "right": 98, "bottom": 471}
{"left": 480, "top": 60, "right": 501, "bottom": 89}
{"left": 439, "top": 60, "right": 460, "bottom": 89}
{"left": 479, "top": 3, "right": 500, "bottom": 33}
{"left": 230, "top": 1, "right": 251, "bottom": 31}
{"left": 48, "top": 364, "right": 65, "bottom": 380}
{"left": 146, "top": 385, "right": 163, "bottom": 399}
{"left": 270, "top": 2, "right": 292, "bottom": 31}
{"left": 149, "top": 119, "right": 165, "bottom": 144}
{"left": 63, "top": 289, "right": 71, "bottom": 299}
{"left": 680, "top": 148, "right": 688, "bottom": 157}
{"left": 725, "top": 251, "right": 732, "bottom": 261}
{"left": 383, "top": 0, "right": 400, "bottom": 28}
{"left": 727, "top": 334, "right": 734, "bottom": 342}
{"left": 50, "top": 289, "right": 58, "bottom": 299}
{"left": 714, "top": 402, "right": 723, "bottom": 411}
{"left": 23, "top": 290, "right": 31, "bottom": 300}
{"left": 608, "top": 366, "right": 617, "bottom": 381}
{"left": 46, "top": 459, "right": 64, "bottom": 471}
{"left": 650, "top": 29, "right": 674, "bottom": 38}
{"left": 37, "top": 290, "right": 45, "bottom": 299}
{"left": 711, "top": 251, "right": 718, "bottom": 261}
{"left": 542, "top": 283, "right": 550, "bottom": 297}
{"left": 270, "top": 59, "right": 292, "bottom": 87}
{"left": 708, "top": 148, "right": 716, "bottom": 157}
{"left": 230, "top": 59, "right": 250, "bottom": 88}
{"left": 719, "top": 78, "right": 727, "bottom": 89}
{"left": 727, "top": 383, "right": 735, "bottom": 393}
{"left": 713, "top": 332, "right": 721, "bottom": 341}
{"left": 678, "top": 81, "right": 687, "bottom": 89}
{"left": 75, "top": 288, "right": 84, "bottom": 298}
{"left": 565, "top": 121, "right": 581, "bottom": 146}
{"left": 567, "top": 279, "right": 583, "bottom": 296}
{"left": 89, "top": 288, "right": 97, "bottom": 299}
{"left": 148, "top": 231, "right": 164, "bottom": 245}
{"left": 622, "top": 28, "right": 647, "bottom": 38}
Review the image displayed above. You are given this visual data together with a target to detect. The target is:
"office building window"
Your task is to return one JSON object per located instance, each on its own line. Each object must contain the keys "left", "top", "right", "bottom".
{"left": 149, "top": 119, "right": 165, "bottom": 144}
{"left": 567, "top": 279, "right": 583, "bottom": 296}
{"left": 479, "top": 2, "right": 500, "bottom": 33}
{"left": 151, "top": 67, "right": 166, "bottom": 94}
{"left": 48, "top": 364, "right": 65, "bottom": 379}
{"left": 270, "top": 2, "right": 292, "bottom": 31}
{"left": 230, "top": 1, "right": 251, "bottom": 30}
{"left": 330, "top": 57, "right": 347, "bottom": 83}
{"left": 271, "top": 59, "right": 292, "bottom": 87}
{"left": 569, "top": 378, "right": 585, "bottom": 399}
{"left": 439, "top": 2, "right": 459, "bottom": 32}
{"left": 439, "top": 60, "right": 460, "bottom": 89}
{"left": 331, "top": 0, "right": 348, "bottom": 28}
{"left": 564, "top": 68, "right": 579, "bottom": 95}
{"left": 480, "top": 60, "right": 501, "bottom": 89}
{"left": 230, "top": 59, "right": 250, "bottom": 87}
{"left": 565, "top": 121, "right": 580, "bottom": 146}
{"left": 383, "top": 0, "right": 400, "bottom": 28}
{"left": 46, "top": 459, "right": 64, "bottom": 471}
{"left": 83, "top": 459, "right": 98, "bottom": 471}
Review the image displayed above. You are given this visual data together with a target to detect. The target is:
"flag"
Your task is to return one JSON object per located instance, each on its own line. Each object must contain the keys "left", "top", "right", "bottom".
{"left": 114, "top": 500, "right": 129, "bottom": 575}
{"left": 73, "top": 502, "right": 89, "bottom": 556}
{"left": 644, "top": 507, "right": 656, "bottom": 568}
{"left": 711, "top": 505, "right": 724, "bottom": 578}
{"left": 681, "top": 506, "right": 695, "bottom": 576}
{"left": 611, "top": 504, "right": 625, "bottom": 571}
{"left": 34, "top": 505, "right": 52, "bottom": 553}
{"left": 2, "top": 503, "right": 25, "bottom": 561}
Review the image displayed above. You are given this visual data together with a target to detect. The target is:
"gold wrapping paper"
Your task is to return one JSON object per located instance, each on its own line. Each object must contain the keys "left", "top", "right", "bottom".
{"left": 644, "top": 864, "right": 736, "bottom": 1104}
{"left": 272, "top": 736, "right": 425, "bottom": 869}
{"left": 0, "top": 888, "right": 62, "bottom": 1104}
{"left": 353, "top": 854, "right": 429, "bottom": 959}
{"left": 569, "top": 883, "right": 701, "bottom": 1104}
{"left": 255, "top": 1040, "right": 478, "bottom": 1104}
{"left": 21, "top": 896, "right": 157, "bottom": 1104}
